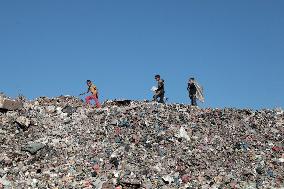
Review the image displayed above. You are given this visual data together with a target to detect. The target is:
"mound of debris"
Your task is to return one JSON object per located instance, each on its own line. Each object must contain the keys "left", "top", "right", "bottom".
{"left": 0, "top": 96, "right": 283, "bottom": 189}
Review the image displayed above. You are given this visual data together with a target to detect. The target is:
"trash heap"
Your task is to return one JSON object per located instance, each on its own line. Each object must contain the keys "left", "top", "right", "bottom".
{"left": 0, "top": 96, "right": 283, "bottom": 189}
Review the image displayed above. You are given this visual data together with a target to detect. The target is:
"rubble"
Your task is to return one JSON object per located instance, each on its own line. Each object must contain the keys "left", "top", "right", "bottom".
{"left": 15, "top": 116, "right": 31, "bottom": 129}
{"left": 0, "top": 96, "right": 23, "bottom": 111}
{"left": 21, "top": 143, "right": 45, "bottom": 155}
{"left": 0, "top": 96, "right": 283, "bottom": 188}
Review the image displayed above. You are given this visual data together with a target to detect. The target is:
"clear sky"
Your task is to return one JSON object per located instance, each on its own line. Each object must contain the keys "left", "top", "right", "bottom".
{"left": 0, "top": 1, "right": 283, "bottom": 109}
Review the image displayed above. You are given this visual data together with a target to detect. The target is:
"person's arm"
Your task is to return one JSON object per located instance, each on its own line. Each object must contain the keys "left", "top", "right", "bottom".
{"left": 192, "top": 84, "right": 197, "bottom": 96}
{"left": 93, "top": 86, "right": 98, "bottom": 95}
{"left": 79, "top": 88, "right": 90, "bottom": 96}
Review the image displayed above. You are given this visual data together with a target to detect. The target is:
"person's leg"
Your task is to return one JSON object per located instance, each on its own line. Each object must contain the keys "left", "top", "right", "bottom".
{"left": 85, "top": 96, "right": 92, "bottom": 104}
{"left": 193, "top": 96, "right": 197, "bottom": 106}
{"left": 158, "top": 93, "right": 165, "bottom": 103}
{"left": 153, "top": 94, "right": 158, "bottom": 102}
{"left": 190, "top": 96, "right": 194, "bottom": 106}
{"left": 93, "top": 96, "right": 101, "bottom": 108}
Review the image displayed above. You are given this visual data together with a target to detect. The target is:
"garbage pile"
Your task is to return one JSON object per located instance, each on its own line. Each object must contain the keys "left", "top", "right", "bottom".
{"left": 0, "top": 96, "right": 283, "bottom": 189}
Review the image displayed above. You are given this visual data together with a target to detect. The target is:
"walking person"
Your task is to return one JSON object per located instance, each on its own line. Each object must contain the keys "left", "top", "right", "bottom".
{"left": 153, "top": 75, "right": 165, "bottom": 103}
{"left": 80, "top": 80, "right": 101, "bottom": 108}
{"left": 187, "top": 77, "right": 197, "bottom": 106}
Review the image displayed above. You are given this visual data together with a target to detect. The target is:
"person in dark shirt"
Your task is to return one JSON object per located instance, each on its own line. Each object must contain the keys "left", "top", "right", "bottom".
{"left": 187, "top": 77, "right": 197, "bottom": 106}
{"left": 153, "top": 75, "right": 165, "bottom": 103}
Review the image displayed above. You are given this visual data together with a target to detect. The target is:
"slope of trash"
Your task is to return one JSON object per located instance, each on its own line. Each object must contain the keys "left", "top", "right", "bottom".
{"left": 0, "top": 96, "right": 283, "bottom": 189}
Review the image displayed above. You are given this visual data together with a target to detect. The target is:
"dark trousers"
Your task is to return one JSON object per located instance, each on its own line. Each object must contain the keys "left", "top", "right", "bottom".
{"left": 190, "top": 95, "right": 197, "bottom": 106}
{"left": 153, "top": 92, "right": 165, "bottom": 103}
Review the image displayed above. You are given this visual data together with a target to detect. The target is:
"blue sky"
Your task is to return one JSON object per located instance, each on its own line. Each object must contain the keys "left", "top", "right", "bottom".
{"left": 0, "top": 1, "right": 283, "bottom": 109}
